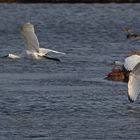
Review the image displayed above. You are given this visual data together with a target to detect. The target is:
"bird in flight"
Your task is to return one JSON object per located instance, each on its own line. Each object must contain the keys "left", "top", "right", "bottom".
{"left": 4, "top": 22, "right": 65, "bottom": 61}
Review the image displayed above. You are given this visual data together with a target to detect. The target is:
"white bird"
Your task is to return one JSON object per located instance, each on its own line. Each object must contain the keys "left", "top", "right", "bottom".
{"left": 128, "top": 62, "right": 140, "bottom": 102}
{"left": 5, "top": 22, "right": 65, "bottom": 61}
{"left": 118, "top": 55, "right": 140, "bottom": 102}
{"left": 112, "top": 55, "right": 140, "bottom": 102}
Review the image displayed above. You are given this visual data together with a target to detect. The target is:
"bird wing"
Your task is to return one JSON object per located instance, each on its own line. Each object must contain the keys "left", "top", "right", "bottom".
{"left": 21, "top": 24, "right": 40, "bottom": 53}
{"left": 21, "top": 23, "right": 65, "bottom": 56}
{"left": 124, "top": 55, "right": 140, "bottom": 71}
{"left": 39, "top": 48, "right": 66, "bottom": 56}
{"left": 21, "top": 31, "right": 40, "bottom": 53}
{"left": 128, "top": 63, "right": 140, "bottom": 102}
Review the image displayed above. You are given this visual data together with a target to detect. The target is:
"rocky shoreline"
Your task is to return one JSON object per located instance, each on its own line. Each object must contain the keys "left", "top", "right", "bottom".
{"left": 0, "top": 0, "right": 139, "bottom": 3}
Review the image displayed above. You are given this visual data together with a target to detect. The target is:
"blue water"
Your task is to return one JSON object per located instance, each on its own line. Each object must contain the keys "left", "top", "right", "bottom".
{"left": 0, "top": 3, "right": 140, "bottom": 139}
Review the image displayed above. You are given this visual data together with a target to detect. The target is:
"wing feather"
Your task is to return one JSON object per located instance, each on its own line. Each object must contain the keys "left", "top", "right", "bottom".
{"left": 39, "top": 48, "right": 66, "bottom": 56}
{"left": 124, "top": 55, "right": 140, "bottom": 71}
{"left": 21, "top": 23, "right": 39, "bottom": 53}
{"left": 128, "top": 63, "right": 140, "bottom": 102}
{"left": 21, "top": 23, "right": 65, "bottom": 57}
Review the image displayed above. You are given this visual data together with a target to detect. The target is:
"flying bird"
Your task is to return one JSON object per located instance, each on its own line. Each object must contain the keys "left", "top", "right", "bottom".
{"left": 113, "top": 55, "right": 140, "bottom": 102}
{"left": 4, "top": 22, "right": 65, "bottom": 61}
{"left": 107, "top": 54, "right": 140, "bottom": 102}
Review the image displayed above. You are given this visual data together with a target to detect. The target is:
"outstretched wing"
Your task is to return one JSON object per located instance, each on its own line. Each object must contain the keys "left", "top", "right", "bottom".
{"left": 21, "top": 23, "right": 39, "bottom": 53}
{"left": 124, "top": 55, "right": 140, "bottom": 71}
{"left": 128, "top": 63, "right": 140, "bottom": 102}
{"left": 39, "top": 48, "right": 66, "bottom": 56}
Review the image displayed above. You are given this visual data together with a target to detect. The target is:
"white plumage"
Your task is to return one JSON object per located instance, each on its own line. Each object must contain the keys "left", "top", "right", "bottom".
{"left": 21, "top": 22, "right": 40, "bottom": 53}
{"left": 7, "top": 22, "right": 65, "bottom": 60}
{"left": 113, "top": 54, "right": 140, "bottom": 102}
{"left": 128, "top": 63, "right": 140, "bottom": 102}
{"left": 124, "top": 55, "right": 140, "bottom": 71}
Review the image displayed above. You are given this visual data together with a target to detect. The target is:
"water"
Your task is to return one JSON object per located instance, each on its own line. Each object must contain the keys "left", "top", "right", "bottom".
{"left": 0, "top": 3, "right": 140, "bottom": 140}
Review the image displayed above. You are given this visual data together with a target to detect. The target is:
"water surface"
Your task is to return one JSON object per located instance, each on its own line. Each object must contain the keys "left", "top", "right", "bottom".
{"left": 0, "top": 3, "right": 140, "bottom": 140}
